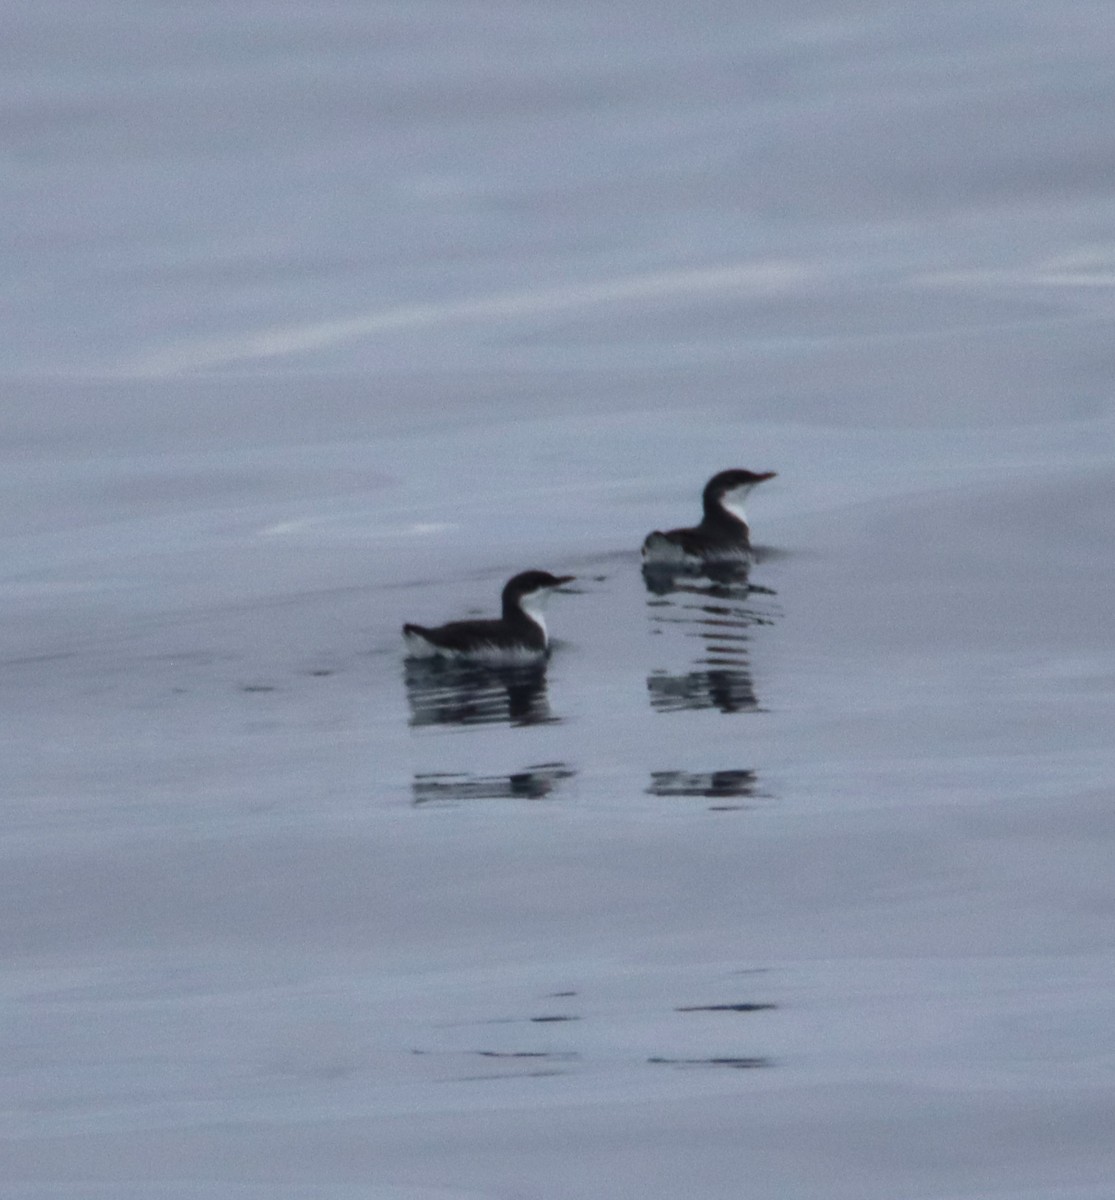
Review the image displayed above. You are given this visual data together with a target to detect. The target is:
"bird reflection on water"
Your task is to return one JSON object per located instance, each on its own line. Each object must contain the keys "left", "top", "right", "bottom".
{"left": 646, "top": 768, "right": 765, "bottom": 811}
{"left": 412, "top": 763, "right": 575, "bottom": 805}
{"left": 647, "top": 768, "right": 759, "bottom": 800}
{"left": 642, "top": 562, "right": 777, "bottom": 715}
{"left": 403, "top": 659, "right": 555, "bottom": 728}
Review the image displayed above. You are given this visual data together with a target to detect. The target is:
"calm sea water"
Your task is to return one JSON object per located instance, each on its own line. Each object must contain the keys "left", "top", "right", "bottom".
{"left": 3, "top": 3, "right": 1115, "bottom": 1197}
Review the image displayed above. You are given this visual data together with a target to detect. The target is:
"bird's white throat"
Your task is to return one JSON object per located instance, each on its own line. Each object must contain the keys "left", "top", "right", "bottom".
{"left": 517, "top": 588, "right": 551, "bottom": 640}
{"left": 720, "top": 484, "right": 753, "bottom": 524}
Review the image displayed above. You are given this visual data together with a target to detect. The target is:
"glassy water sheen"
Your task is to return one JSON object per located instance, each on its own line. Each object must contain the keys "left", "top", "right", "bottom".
{"left": 3, "top": 2, "right": 1115, "bottom": 1198}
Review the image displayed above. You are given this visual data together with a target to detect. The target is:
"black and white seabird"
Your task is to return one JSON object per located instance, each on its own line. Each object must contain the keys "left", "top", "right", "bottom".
{"left": 402, "top": 570, "right": 576, "bottom": 665}
{"left": 642, "top": 468, "right": 777, "bottom": 566}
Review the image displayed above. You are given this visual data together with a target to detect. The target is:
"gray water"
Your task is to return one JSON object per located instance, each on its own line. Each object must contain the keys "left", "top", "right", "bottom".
{"left": 3, "top": 3, "right": 1115, "bottom": 1197}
